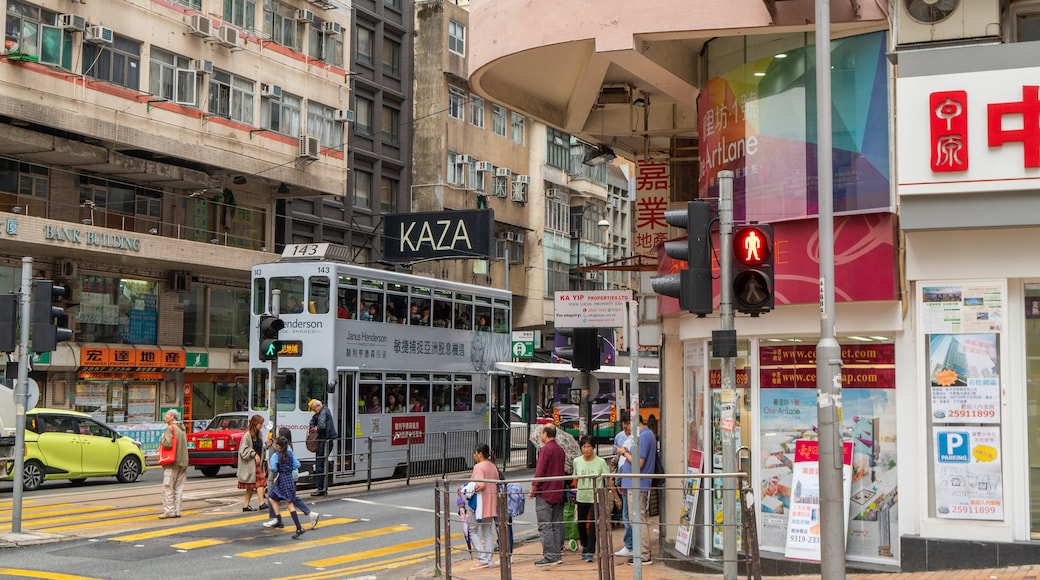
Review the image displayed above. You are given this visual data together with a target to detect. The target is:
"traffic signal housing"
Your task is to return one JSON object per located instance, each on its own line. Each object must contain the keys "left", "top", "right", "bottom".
{"left": 30, "top": 280, "right": 72, "bottom": 352}
{"left": 0, "top": 294, "right": 16, "bottom": 353}
{"left": 651, "top": 200, "right": 714, "bottom": 316}
{"left": 258, "top": 314, "right": 285, "bottom": 362}
{"left": 555, "top": 327, "right": 600, "bottom": 371}
{"left": 732, "top": 224, "right": 775, "bottom": 315}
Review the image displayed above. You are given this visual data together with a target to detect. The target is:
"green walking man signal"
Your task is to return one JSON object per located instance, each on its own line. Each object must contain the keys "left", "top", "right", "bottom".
{"left": 258, "top": 314, "right": 285, "bottom": 362}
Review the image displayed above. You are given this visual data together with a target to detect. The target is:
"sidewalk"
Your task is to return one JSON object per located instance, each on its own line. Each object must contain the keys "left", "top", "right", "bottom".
{"left": 412, "top": 526, "right": 1040, "bottom": 580}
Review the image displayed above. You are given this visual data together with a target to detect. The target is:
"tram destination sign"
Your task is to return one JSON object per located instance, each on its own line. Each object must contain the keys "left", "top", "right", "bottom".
{"left": 384, "top": 209, "right": 495, "bottom": 262}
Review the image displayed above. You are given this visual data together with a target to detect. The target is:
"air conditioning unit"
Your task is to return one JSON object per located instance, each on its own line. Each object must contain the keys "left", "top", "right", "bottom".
{"left": 514, "top": 174, "right": 530, "bottom": 184}
{"left": 322, "top": 21, "right": 342, "bottom": 34}
{"left": 585, "top": 271, "right": 598, "bottom": 281}
{"left": 495, "top": 167, "right": 511, "bottom": 177}
{"left": 457, "top": 154, "right": 473, "bottom": 165}
{"left": 295, "top": 8, "right": 316, "bottom": 22}
{"left": 85, "top": 26, "right": 113, "bottom": 44}
{"left": 516, "top": 233, "right": 525, "bottom": 243}
{"left": 217, "top": 25, "right": 239, "bottom": 47}
{"left": 260, "top": 83, "right": 282, "bottom": 98}
{"left": 54, "top": 259, "right": 77, "bottom": 279}
{"left": 333, "top": 109, "right": 354, "bottom": 122}
{"left": 169, "top": 271, "right": 192, "bottom": 293}
{"left": 299, "top": 134, "right": 320, "bottom": 160}
{"left": 511, "top": 187, "right": 527, "bottom": 203}
{"left": 896, "top": 0, "right": 1000, "bottom": 45}
{"left": 189, "top": 14, "right": 212, "bottom": 37}
{"left": 505, "top": 232, "right": 516, "bottom": 242}
{"left": 189, "top": 59, "right": 213, "bottom": 74}
{"left": 475, "top": 161, "right": 493, "bottom": 172}
{"left": 58, "top": 14, "right": 86, "bottom": 31}
{"left": 545, "top": 187, "right": 560, "bottom": 199}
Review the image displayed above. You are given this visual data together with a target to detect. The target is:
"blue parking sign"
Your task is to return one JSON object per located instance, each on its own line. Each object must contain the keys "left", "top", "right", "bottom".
{"left": 937, "top": 431, "right": 970, "bottom": 463}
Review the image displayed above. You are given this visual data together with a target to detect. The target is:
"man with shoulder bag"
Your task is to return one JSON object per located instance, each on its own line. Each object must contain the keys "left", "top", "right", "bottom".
{"left": 308, "top": 399, "right": 337, "bottom": 496}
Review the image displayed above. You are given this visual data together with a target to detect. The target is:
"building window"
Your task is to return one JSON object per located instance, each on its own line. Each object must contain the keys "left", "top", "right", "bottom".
{"left": 447, "top": 152, "right": 466, "bottom": 186}
{"left": 223, "top": 0, "right": 256, "bottom": 29}
{"left": 380, "top": 176, "right": 398, "bottom": 213}
{"left": 262, "top": 0, "right": 304, "bottom": 51}
{"left": 355, "top": 96, "right": 373, "bottom": 136}
{"left": 470, "top": 95, "right": 485, "bottom": 128}
{"left": 546, "top": 260, "right": 569, "bottom": 296}
{"left": 208, "top": 69, "right": 255, "bottom": 124}
{"left": 492, "top": 105, "right": 507, "bottom": 137}
{"left": 356, "top": 25, "right": 373, "bottom": 65}
{"left": 307, "top": 101, "right": 343, "bottom": 150}
{"left": 546, "top": 127, "right": 570, "bottom": 169}
{"left": 511, "top": 112, "right": 525, "bottom": 144}
{"left": 382, "top": 37, "right": 400, "bottom": 76}
{"left": 5, "top": 0, "right": 73, "bottom": 69}
{"left": 493, "top": 175, "right": 508, "bottom": 198}
{"left": 384, "top": 0, "right": 400, "bottom": 9}
{"left": 511, "top": 179, "right": 527, "bottom": 203}
{"left": 469, "top": 164, "right": 486, "bottom": 192}
{"left": 262, "top": 91, "right": 302, "bottom": 137}
{"left": 381, "top": 105, "right": 400, "bottom": 144}
{"left": 149, "top": 48, "right": 199, "bottom": 106}
{"left": 354, "top": 170, "right": 372, "bottom": 209}
{"left": 82, "top": 35, "right": 141, "bottom": 90}
{"left": 0, "top": 158, "right": 49, "bottom": 201}
{"left": 448, "top": 19, "right": 465, "bottom": 55}
{"left": 309, "top": 23, "right": 343, "bottom": 64}
{"left": 545, "top": 195, "right": 569, "bottom": 233}
{"left": 448, "top": 87, "right": 466, "bottom": 120}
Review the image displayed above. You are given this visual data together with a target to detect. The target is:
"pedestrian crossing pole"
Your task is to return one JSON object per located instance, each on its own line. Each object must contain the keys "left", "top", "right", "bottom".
{"left": 11, "top": 257, "right": 33, "bottom": 534}
{"left": 269, "top": 289, "right": 280, "bottom": 461}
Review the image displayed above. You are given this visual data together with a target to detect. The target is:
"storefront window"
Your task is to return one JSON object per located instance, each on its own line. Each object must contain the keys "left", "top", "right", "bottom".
{"left": 1024, "top": 284, "right": 1040, "bottom": 535}
{"left": 75, "top": 276, "right": 158, "bottom": 344}
{"left": 74, "top": 379, "right": 158, "bottom": 423}
{"left": 210, "top": 288, "right": 249, "bottom": 348}
{"left": 181, "top": 286, "right": 205, "bottom": 347}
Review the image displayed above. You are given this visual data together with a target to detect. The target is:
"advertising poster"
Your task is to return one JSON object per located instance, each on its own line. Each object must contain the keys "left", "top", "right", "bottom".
{"left": 783, "top": 440, "right": 853, "bottom": 562}
{"left": 674, "top": 449, "right": 704, "bottom": 556}
{"left": 758, "top": 343, "right": 898, "bottom": 562}
{"left": 920, "top": 284, "right": 1003, "bottom": 334}
{"left": 927, "top": 333, "right": 1000, "bottom": 424}
{"left": 932, "top": 426, "right": 1003, "bottom": 520}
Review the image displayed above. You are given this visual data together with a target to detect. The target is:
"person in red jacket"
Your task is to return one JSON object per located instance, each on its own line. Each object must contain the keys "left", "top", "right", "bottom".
{"left": 529, "top": 424, "right": 566, "bottom": 566}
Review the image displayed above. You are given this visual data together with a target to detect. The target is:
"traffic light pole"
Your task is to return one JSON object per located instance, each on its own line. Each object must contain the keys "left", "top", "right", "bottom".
{"left": 269, "top": 290, "right": 280, "bottom": 455}
{"left": 718, "top": 170, "right": 737, "bottom": 580}
{"left": 12, "top": 257, "right": 32, "bottom": 533}
{"left": 815, "top": 0, "right": 846, "bottom": 576}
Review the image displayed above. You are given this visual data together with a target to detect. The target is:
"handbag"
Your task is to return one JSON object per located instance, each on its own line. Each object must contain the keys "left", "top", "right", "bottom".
{"left": 159, "top": 434, "right": 177, "bottom": 466}
{"left": 306, "top": 429, "right": 320, "bottom": 453}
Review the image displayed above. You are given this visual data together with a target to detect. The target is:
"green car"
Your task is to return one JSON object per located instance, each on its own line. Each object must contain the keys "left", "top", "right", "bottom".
{"left": 7, "top": 408, "right": 146, "bottom": 491}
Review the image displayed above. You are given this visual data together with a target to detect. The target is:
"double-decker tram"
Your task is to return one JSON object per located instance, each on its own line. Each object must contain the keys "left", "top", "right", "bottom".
{"left": 249, "top": 243, "right": 512, "bottom": 483}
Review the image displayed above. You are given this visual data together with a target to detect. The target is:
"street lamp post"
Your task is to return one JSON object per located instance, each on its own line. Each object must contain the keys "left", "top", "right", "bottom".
{"left": 573, "top": 203, "right": 610, "bottom": 290}
{"left": 571, "top": 203, "right": 609, "bottom": 437}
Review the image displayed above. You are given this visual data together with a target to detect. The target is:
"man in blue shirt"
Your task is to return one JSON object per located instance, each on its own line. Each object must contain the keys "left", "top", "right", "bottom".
{"left": 618, "top": 413, "right": 656, "bottom": 565}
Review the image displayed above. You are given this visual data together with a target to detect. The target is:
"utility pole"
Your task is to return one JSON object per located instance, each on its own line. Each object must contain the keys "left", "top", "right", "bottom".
{"left": 11, "top": 257, "right": 32, "bottom": 533}
{"left": 269, "top": 289, "right": 280, "bottom": 454}
{"left": 718, "top": 170, "right": 737, "bottom": 580}
{"left": 816, "top": 0, "right": 846, "bottom": 576}
{"left": 628, "top": 297, "right": 644, "bottom": 578}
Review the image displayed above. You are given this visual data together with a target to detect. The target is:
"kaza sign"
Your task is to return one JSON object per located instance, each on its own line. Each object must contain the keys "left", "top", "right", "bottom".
{"left": 384, "top": 209, "right": 494, "bottom": 261}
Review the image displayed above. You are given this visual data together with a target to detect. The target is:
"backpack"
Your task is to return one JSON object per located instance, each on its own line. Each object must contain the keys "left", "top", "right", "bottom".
{"left": 651, "top": 449, "right": 665, "bottom": 490}
{"left": 506, "top": 483, "right": 525, "bottom": 517}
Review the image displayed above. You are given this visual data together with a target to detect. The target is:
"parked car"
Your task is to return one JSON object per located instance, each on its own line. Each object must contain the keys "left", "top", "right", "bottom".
{"left": 186, "top": 412, "right": 251, "bottom": 477}
{"left": 3, "top": 408, "right": 146, "bottom": 491}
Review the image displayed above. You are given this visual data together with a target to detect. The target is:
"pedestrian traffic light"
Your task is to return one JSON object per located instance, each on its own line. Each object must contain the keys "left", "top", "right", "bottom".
{"left": 0, "top": 294, "right": 17, "bottom": 353}
{"left": 650, "top": 200, "right": 713, "bottom": 316}
{"left": 732, "top": 223, "right": 774, "bottom": 315}
{"left": 258, "top": 314, "right": 285, "bottom": 362}
{"left": 556, "top": 327, "right": 600, "bottom": 371}
{"left": 30, "top": 281, "right": 72, "bottom": 352}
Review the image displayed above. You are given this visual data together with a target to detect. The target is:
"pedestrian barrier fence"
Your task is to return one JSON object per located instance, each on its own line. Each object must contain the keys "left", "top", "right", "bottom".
{"left": 433, "top": 470, "right": 761, "bottom": 580}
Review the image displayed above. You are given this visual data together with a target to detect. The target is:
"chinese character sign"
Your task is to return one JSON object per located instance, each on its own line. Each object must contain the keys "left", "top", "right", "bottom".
{"left": 635, "top": 158, "right": 670, "bottom": 256}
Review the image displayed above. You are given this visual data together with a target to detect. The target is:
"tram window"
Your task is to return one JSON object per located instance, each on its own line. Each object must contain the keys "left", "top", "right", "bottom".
{"left": 409, "top": 384, "right": 431, "bottom": 412}
{"left": 474, "top": 304, "right": 492, "bottom": 332}
{"left": 453, "top": 383, "right": 472, "bottom": 411}
{"left": 338, "top": 276, "right": 358, "bottom": 319}
{"left": 386, "top": 295, "right": 406, "bottom": 323}
{"left": 251, "top": 368, "right": 269, "bottom": 410}
{"left": 253, "top": 278, "right": 267, "bottom": 315}
{"left": 298, "top": 368, "right": 328, "bottom": 411}
{"left": 493, "top": 299, "right": 510, "bottom": 333}
{"left": 410, "top": 298, "right": 431, "bottom": 326}
{"left": 433, "top": 299, "right": 452, "bottom": 328}
{"left": 361, "top": 383, "right": 383, "bottom": 414}
{"left": 272, "top": 276, "right": 305, "bottom": 313}
{"left": 431, "top": 384, "right": 451, "bottom": 412}
{"left": 386, "top": 379, "right": 406, "bottom": 413}
{"left": 308, "top": 276, "right": 330, "bottom": 314}
{"left": 359, "top": 289, "right": 384, "bottom": 322}
{"left": 276, "top": 372, "right": 296, "bottom": 411}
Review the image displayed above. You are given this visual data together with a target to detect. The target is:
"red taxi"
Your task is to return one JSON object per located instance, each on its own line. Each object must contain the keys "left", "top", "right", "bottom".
{"left": 186, "top": 412, "right": 250, "bottom": 477}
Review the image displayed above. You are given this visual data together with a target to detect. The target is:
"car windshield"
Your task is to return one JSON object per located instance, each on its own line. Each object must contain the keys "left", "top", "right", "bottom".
{"left": 209, "top": 416, "right": 247, "bottom": 430}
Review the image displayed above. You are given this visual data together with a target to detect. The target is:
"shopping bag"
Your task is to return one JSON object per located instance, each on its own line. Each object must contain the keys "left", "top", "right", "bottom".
{"left": 159, "top": 435, "right": 177, "bottom": 466}
{"left": 306, "top": 429, "right": 320, "bottom": 452}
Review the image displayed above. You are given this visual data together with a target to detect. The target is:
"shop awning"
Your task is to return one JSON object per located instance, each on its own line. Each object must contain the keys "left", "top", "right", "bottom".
{"left": 494, "top": 361, "right": 659, "bottom": 381}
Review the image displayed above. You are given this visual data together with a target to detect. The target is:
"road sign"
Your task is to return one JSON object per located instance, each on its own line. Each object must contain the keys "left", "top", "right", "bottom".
{"left": 511, "top": 331, "right": 534, "bottom": 358}
{"left": 553, "top": 290, "right": 632, "bottom": 328}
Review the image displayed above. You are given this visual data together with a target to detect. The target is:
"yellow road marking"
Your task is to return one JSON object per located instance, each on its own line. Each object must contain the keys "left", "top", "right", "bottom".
{"left": 305, "top": 534, "right": 460, "bottom": 567}
{"left": 111, "top": 516, "right": 357, "bottom": 542}
{"left": 171, "top": 538, "right": 228, "bottom": 550}
{"left": 0, "top": 569, "right": 103, "bottom": 580}
{"left": 271, "top": 550, "right": 434, "bottom": 580}
{"left": 39, "top": 508, "right": 208, "bottom": 532}
{"left": 16, "top": 507, "right": 155, "bottom": 527}
{"left": 235, "top": 524, "right": 411, "bottom": 558}
{"left": 0, "top": 504, "right": 102, "bottom": 522}
{"left": 0, "top": 502, "right": 72, "bottom": 516}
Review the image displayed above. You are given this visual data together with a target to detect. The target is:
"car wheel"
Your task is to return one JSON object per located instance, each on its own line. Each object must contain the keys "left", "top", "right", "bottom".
{"left": 23, "top": 460, "right": 45, "bottom": 491}
{"left": 116, "top": 456, "right": 142, "bottom": 483}
{"left": 69, "top": 478, "right": 88, "bottom": 485}
{"left": 200, "top": 466, "right": 220, "bottom": 477}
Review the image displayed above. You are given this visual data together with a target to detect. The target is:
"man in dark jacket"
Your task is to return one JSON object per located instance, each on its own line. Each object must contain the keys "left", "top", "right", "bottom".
{"left": 308, "top": 399, "right": 337, "bottom": 496}
{"left": 529, "top": 424, "right": 566, "bottom": 566}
